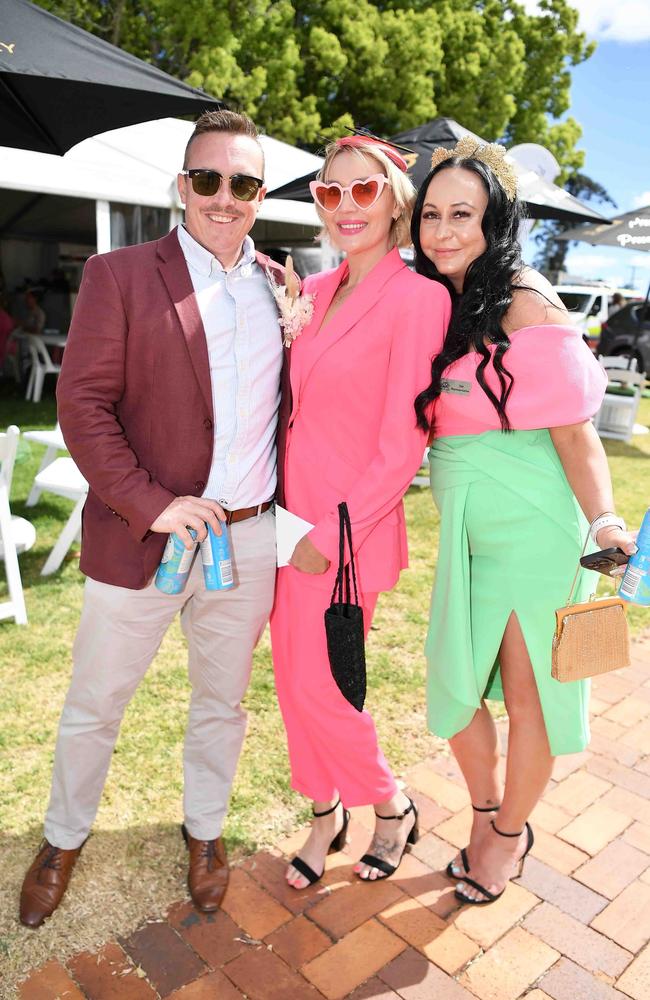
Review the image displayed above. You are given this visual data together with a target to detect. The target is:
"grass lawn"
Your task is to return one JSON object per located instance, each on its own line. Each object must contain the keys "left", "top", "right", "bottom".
{"left": 1, "top": 378, "right": 649, "bottom": 990}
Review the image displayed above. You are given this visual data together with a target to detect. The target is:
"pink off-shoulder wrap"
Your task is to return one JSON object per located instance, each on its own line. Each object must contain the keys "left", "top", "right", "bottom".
{"left": 433, "top": 324, "right": 607, "bottom": 438}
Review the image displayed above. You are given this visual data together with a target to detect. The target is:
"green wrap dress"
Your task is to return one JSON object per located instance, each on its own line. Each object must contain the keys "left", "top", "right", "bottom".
{"left": 425, "top": 325, "right": 608, "bottom": 755}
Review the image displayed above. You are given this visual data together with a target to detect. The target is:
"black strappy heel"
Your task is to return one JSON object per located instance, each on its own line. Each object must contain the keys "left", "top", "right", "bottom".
{"left": 445, "top": 803, "right": 500, "bottom": 879}
{"left": 454, "top": 819, "right": 534, "bottom": 906}
{"left": 357, "top": 798, "right": 419, "bottom": 880}
{"left": 289, "top": 799, "right": 350, "bottom": 887}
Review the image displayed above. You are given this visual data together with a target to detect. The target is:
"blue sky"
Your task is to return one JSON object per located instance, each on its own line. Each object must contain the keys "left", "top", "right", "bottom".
{"left": 521, "top": 3, "right": 650, "bottom": 292}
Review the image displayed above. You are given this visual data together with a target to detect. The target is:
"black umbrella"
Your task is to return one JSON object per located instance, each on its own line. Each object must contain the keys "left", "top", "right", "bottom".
{"left": 269, "top": 117, "right": 609, "bottom": 225}
{"left": 0, "top": 0, "right": 223, "bottom": 155}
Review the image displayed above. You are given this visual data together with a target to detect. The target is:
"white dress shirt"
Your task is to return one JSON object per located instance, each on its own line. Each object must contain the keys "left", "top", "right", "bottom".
{"left": 177, "top": 224, "right": 282, "bottom": 509}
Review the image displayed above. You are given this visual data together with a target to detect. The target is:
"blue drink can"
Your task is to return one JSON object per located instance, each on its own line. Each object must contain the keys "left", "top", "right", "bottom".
{"left": 155, "top": 530, "right": 198, "bottom": 594}
{"left": 199, "top": 522, "right": 234, "bottom": 590}
{"left": 620, "top": 508, "right": 650, "bottom": 606}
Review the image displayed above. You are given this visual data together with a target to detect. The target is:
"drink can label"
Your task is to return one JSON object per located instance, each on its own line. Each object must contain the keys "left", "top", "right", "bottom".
{"left": 201, "top": 522, "right": 234, "bottom": 590}
{"left": 620, "top": 508, "right": 650, "bottom": 606}
{"left": 218, "top": 558, "right": 234, "bottom": 587}
{"left": 155, "top": 531, "right": 198, "bottom": 594}
{"left": 199, "top": 535, "right": 214, "bottom": 566}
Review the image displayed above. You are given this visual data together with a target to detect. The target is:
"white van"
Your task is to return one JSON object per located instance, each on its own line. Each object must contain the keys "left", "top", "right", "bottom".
{"left": 552, "top": 284, "right": 640, "bottom": 348}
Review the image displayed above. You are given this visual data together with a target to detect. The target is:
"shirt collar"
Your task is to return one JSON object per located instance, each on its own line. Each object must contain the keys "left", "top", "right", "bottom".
{"left": 177, "top": 224, "right": 257, "bottom": 278}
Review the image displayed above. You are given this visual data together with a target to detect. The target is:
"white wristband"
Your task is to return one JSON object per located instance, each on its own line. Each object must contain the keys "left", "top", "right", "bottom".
{"left": 590, "top": 513, "right": 626, "bottom": 544}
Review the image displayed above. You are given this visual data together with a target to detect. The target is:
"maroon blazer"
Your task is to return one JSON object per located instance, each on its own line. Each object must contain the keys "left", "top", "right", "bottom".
{"left": 57, "top": 229, "right": 288, "bottom": 589}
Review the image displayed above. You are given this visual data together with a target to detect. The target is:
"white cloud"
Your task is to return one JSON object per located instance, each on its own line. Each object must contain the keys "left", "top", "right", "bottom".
{"left": 632, "top": 191, "right": 650, "bottom": 209}
{"left": 523, "top": 1, "right": 650, "bottom": 42}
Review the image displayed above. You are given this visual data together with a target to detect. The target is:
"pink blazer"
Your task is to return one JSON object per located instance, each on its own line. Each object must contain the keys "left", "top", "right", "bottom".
{"left": 57, "top": 229, "right": 287, "bottom": 589}
{"left": 283, "top": 248, "right": 451, "bottom": 594}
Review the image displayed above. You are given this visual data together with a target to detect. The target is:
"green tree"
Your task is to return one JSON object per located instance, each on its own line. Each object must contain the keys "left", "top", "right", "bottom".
{"left": 36, "top": 0, "right": 595, "bottom": 172}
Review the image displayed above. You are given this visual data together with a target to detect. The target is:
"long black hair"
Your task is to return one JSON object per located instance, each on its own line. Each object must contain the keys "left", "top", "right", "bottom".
{"left": 412, "top": 158, "right": 525, "bottom": 432}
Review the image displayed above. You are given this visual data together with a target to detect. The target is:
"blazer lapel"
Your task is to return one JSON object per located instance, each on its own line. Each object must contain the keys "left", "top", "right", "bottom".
{"left": 156, "top": 230, "right": 213, "bottom": 416}
{"left": 288, "top": 261, "right": 346, "bottom": 411}
{"left": 299, "top": 248, "right": 406, "bottom": 393}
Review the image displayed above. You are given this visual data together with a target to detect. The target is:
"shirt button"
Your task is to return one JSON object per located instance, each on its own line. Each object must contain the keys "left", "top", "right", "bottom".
{"left": 195, "top": 480, "right": 205, "bottom": 491}
{"left": 204, "top": 418, "right": 213, "bottom": 430}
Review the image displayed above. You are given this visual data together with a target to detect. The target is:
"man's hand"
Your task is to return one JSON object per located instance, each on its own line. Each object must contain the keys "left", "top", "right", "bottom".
{"left": 150, "top": 497, "right": 226, "bottom": 548}
{"left": 290, "top": 535, "right": 330, "bottom": 574}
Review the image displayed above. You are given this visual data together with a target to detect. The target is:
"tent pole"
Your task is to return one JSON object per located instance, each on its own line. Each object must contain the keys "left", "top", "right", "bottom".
{"left": 95, "top": 200, "right": 111, "bottom": 254}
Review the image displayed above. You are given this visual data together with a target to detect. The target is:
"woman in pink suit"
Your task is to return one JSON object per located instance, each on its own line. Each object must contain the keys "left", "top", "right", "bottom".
{"left": 270, "top": 135, "right": 451, "bottom": 888}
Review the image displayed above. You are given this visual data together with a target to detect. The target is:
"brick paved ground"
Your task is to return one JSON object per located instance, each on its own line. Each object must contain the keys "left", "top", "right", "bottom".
{"left": 19, "top": 635, "right": 650, "bottom": 1000}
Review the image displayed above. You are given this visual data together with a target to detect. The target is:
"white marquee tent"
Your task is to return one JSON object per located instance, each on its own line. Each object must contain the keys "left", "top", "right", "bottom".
{"left": 0, "top": 117, "right": 323, "bottom": 289}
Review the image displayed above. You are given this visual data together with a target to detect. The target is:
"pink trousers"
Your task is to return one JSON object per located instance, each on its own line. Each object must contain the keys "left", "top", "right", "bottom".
{"left": 270, "top": 565, "right": 398, "bottom": 806}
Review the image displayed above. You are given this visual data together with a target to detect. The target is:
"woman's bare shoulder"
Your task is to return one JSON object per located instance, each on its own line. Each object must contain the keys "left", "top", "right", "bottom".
{"left": 504, "top": 267, "right": 571, "bottom": 334}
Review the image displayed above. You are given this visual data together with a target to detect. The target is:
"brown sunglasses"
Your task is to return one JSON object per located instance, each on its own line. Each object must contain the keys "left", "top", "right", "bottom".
{"left": 182, "top": 169, "right": 264, "bottom": 201}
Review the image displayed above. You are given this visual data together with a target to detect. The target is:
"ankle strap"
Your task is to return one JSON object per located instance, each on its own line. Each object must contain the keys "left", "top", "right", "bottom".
{"left": 472, "top": 803, "right": 500, "bottom": 813}
{"left": 313, "top": 798, "right": 341, "bottom": 818}
{"left": 374, "top": 799, "right": 414, "bottom": 821}
{"left": 491, "top": 819, "right": 523, "bottom": 837}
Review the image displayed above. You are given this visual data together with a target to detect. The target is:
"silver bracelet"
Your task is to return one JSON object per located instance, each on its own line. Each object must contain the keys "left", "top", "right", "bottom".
{"left": 590, "top": 513, "right": 626, "bottom": 544}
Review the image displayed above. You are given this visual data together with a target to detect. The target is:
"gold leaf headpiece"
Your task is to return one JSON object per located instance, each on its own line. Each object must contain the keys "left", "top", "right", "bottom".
{"left": 430, "top": 136, "right": 518, "bottom": 201}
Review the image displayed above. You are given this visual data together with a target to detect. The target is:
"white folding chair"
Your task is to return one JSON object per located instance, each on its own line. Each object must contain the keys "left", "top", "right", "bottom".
{"left": 24, "top": 334, "right": 62, "bottom": 403}
{"left": 34, "top": 456, "right": 88, "bottom": 575}
{"left": 598, "top": 354, "right": 638, "bottom": 372}
{"left": 594, "top": 366, "right": 645, "bottom": 444}
{"left": 23, "top": 422, "right": 67, "bottom": 507}
{"left": 0, "top": 425, "right": 36, "bottom": 625}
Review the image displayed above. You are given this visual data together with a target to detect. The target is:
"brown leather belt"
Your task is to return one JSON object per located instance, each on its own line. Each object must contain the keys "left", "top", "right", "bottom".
{"left": 225, "top": 501, "right": 273, "bottom": 525}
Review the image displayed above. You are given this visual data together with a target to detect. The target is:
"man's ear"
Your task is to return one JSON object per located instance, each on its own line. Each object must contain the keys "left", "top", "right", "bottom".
{"left": 177, "top": 173, "right": 187, "bottom": 205}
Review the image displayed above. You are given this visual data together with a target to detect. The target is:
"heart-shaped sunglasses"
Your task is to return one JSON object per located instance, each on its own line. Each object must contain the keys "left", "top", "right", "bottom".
{"left": 309, "top": 173, "right": 391, "bottom": 213}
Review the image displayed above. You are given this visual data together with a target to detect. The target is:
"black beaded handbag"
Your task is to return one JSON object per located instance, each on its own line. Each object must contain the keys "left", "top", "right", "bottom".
{"left": 324, "top": 502, "right": 367, "bottom": 712}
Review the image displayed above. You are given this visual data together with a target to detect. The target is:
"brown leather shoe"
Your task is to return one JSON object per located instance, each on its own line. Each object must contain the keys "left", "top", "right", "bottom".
{"left": 182, "top": 824, "right": 229, "bottom": 912}
{"left": 20, "top": 839, "right": 84, "bottom": 928}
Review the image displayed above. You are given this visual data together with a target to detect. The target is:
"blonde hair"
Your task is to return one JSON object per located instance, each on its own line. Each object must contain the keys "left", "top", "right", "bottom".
{"left": 316, "top": 141, "right": 415, "bottom": 250}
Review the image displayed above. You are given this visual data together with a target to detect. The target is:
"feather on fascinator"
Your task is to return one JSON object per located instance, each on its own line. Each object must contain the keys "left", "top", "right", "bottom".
{"left": 430, "top": 136, "right": 518, "bottom": 201}
{"left": 335, "top": 127, "right": 410, "bottom": 173}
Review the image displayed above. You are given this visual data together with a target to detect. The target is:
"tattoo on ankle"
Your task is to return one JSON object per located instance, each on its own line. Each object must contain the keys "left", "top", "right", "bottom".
{"left": 368, "top": 835, "right": 398, "bottom": 861}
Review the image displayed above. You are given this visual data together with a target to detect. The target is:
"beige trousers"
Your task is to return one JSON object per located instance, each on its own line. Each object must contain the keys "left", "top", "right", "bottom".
{"left": 44, "top": 509, "right": 276, "bottom": 849}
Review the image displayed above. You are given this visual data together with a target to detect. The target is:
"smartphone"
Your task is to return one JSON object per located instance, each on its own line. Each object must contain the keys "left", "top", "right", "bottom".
{"left": 580, "top": 547, "right": 629, "bottom": 577}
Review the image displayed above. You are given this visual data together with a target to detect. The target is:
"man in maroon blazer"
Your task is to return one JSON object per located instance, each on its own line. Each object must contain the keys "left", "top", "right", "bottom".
{"left": 20, "top": 110, "right": 287, "bottom": 927}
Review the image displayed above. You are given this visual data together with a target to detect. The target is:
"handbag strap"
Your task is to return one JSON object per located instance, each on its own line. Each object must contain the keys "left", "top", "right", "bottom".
{"left": 341, "top": 503, "right": 360, "bottom": 606}
{"left": 329, "top": 502, "right": 360, "bottom": 607}
{"left": 565, "top": 529, "right": 592, "bottom": 605}
{"left": 330, "top": 503, "right": 346, "bottom": 605}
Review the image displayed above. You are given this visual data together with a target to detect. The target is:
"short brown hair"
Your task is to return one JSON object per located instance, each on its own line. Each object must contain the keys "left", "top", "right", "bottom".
{"left": 183, "top": 109, "right": 264, "bottom": 170}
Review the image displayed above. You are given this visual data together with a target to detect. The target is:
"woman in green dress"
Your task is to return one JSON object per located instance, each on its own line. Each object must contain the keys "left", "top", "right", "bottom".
{"left": 410, "top": 137, "right": 637, "bottom": 906}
